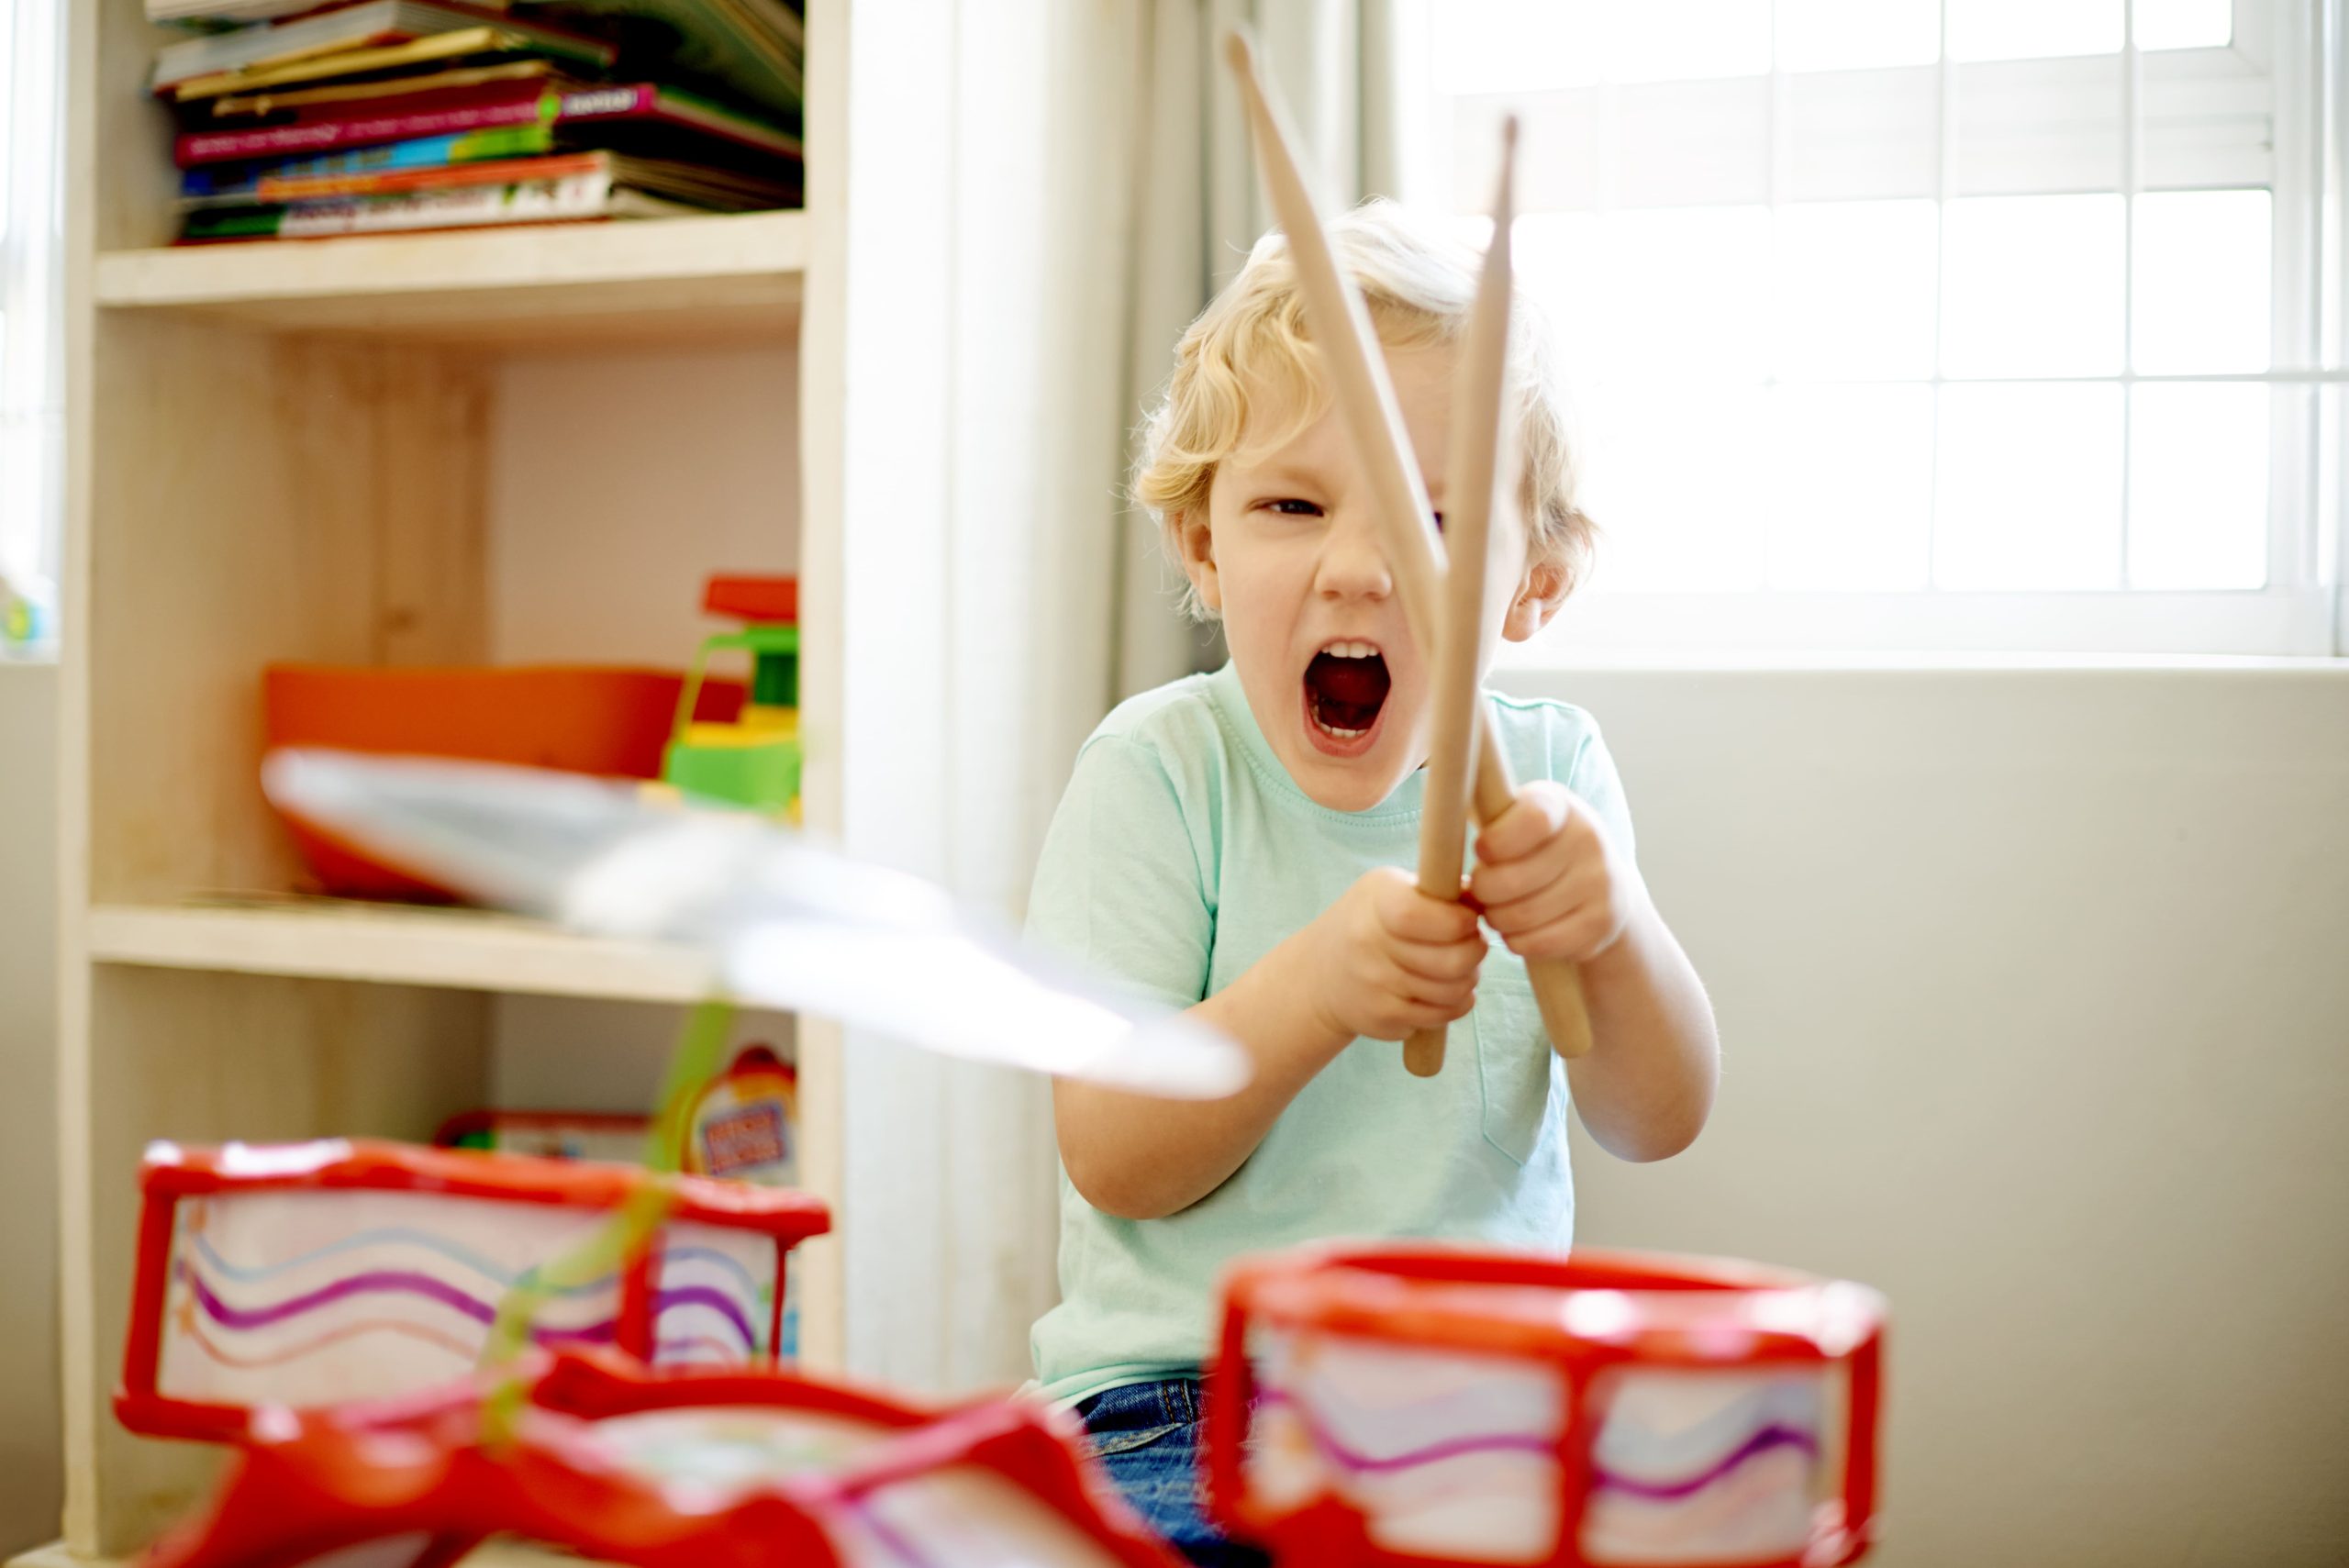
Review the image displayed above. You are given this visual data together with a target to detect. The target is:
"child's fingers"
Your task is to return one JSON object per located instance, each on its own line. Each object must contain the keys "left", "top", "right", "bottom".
{"left": 1377, "top": 882, "right": 1484, "bottom": 944}
{"left": 1468, "top": 833, "right": 1577, "bottom": 911}
{"left": 1498, "top": 904, "right": 1616, "bottom": 964}
{"left": 1389, "top": 934, "right": 1486, "bottom": 985}
{"left": 1475, "top": 780, "right": 1572, "bottom": 864}
{"left": 1477, "top": 860, "right": 1599, "bottom": 938}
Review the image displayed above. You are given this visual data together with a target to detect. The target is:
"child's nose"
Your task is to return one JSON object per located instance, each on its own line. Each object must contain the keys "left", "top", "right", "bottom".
{"left": 1314, "top": 506, "right": 1396, "bottom": 603}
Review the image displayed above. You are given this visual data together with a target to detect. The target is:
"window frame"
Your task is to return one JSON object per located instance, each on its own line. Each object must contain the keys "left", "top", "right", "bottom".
{"left": 1431, "top": 0, "right": 2349, "bottom": 658}
{"left": 0, "top": 0, "right": 66, "bottom": 660}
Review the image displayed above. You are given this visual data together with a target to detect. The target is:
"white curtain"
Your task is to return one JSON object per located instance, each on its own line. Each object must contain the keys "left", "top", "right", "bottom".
{"left": 1111, "top": 0, "right": 1431, "bottom": 697}
{"left": 0, "top": 0, "right": 64, "bottom": 657}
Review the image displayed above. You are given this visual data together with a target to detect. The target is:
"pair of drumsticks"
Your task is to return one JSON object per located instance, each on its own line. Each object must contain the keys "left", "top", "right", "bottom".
{"left": 1225, "top": 33, "right": 1594, "bottom": 1075}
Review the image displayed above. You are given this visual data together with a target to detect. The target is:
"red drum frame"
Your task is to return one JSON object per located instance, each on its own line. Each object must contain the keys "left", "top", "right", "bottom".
{"left": 1207, "top": 1244, "right": 1886, "bottom": 1568}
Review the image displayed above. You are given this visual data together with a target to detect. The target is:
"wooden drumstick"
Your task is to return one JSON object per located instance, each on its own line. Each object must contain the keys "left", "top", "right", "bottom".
{"left": 1225, "top": 30, "right": 1596, "bottom": 1062}
{"left": 1404, "top": 117, "right": 1519, "bottom": 1078}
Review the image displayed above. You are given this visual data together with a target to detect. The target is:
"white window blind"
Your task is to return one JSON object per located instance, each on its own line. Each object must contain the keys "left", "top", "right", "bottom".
{"left": 1, "top": 0, "right": 64, "bottom": 659}
{"left": 1432, "top": 0, "right": 2348, "bottom": 657}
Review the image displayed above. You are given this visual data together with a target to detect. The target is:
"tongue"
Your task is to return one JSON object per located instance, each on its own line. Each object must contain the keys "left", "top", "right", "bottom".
{"left": 1308, "top": 653, "right": 1390, "bottom": 731}
{"left": 1316, "top": 660, "right": 1386, "bottom": 706}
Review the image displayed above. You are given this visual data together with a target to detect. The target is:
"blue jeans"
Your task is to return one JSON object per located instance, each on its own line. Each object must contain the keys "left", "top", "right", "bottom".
{"left": 1076, "top": 1377, "right": 1270, "bottom": 1568}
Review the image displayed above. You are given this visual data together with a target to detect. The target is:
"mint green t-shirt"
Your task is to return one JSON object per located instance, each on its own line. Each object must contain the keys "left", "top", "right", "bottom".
{"left": 1026, "top": 661, "right": 1635, "bottom": 1404}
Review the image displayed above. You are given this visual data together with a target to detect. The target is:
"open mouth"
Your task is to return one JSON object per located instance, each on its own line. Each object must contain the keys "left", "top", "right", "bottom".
{"left": 1303, "top": 640, "right": 1391, "bottom": 754}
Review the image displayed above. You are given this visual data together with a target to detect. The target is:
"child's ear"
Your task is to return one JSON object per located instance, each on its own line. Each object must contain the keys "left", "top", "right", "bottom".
{"left": 1501, "top": 543, "right": 1571, "bottom": 642}
{"left": 1175, "top": 509, "right": 1222, "bottom": 613}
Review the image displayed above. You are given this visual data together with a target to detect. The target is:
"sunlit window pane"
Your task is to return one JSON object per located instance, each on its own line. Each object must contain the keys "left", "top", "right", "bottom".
{"left": 2132, "top": 0, "right": 2232, "bottom": 49}
{"left": 2129, "top": 384, "right": 2268, "bottom": 588}
{"left": 1580, "top": 385, "right": 1769, "bottom": 590}
{"left": 1765, "top": 385, "right": 1934, "bottom": 588}
{"left": 1776, "top": 0, "right": 1941, "bottom": 72}
{"left": 1598, "top": 206, "right": 1773, "bottom": 383}
{"left": 1948, "top": 0, "right": 2123, "bottom": 61}
{"left": 1775, "top": 200, "right": 1939, "bottom": 379}
{"left": 1512, "top": 212, "right": 1610, "bottom": 384}
{"left": 1942, "top": 195, "right": 2125, "bottom": 377}
{"left": 1433, "top": 2, "right": 1605, "bottom": 94}
{"left": 1609, "top": 0, "right": 1772, "bottom": 83}
{"left": 2132, "top": 189, "right": 2270, "bottom": 373}
{"left": 1935, "top": 384, "right": 2124, "bottom": 588}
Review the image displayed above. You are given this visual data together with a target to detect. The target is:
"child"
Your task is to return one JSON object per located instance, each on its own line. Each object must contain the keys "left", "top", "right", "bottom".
{"left": 1027, "top": 201, "right": 1720, "bottom": 1565}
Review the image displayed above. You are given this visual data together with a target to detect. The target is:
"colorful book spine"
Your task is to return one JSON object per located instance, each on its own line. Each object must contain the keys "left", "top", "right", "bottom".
{"left": 181, "top": 170, "right": 623, "bottom": 241}
{"left": 224, "top": 150, "right": 607, "bottom": 207}
{"left": 175, "top": 83, "right": 800, "bottom": 169}
{"left": 176, "top": 83, "right": 550, "bottom": 167}
{"left": 181, "top": 124, "right": 552, "bottom": 204}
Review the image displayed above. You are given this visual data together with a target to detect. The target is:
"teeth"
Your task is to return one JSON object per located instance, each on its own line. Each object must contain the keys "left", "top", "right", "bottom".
{"left": 1311, "top": 715, "right": 1370, "bottom": 740}
{"left": 1319, "top": 639, "right": 1379, "bottom": 660}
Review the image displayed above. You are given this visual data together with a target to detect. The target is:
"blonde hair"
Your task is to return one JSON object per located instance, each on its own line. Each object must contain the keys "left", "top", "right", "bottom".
{"left": 1133, "top": 198, "right": 1592, "bottom": 618}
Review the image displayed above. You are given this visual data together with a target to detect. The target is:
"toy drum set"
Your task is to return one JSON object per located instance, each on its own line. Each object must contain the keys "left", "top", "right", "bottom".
{"left": 1209, "top": 1245, "right": 1885, "bottom": 1568}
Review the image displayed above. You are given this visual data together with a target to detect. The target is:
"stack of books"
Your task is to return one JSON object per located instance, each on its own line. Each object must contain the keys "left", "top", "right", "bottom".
{"left": 150, "top": 0, "right": 805, "bottom": 242}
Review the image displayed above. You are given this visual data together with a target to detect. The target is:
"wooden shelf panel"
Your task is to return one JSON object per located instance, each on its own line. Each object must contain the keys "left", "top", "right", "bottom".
{"left": 93, "top": 211, "right": 807, "bottom": 345}
{"left": 88, "top": 901, "right": 720, "bottom": 1004}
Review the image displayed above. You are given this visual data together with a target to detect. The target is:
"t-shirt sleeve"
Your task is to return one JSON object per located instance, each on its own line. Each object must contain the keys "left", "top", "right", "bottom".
{"left": 1024, "top": 734, "right": 1213, "bottom": 1012}
{"left": 1568, "top": 726, "right": 1638, "bottom": 863}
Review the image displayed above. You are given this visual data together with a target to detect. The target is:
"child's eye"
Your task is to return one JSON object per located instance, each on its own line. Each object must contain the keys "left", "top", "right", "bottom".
{"left": 1258, "top": 497, "right": 1323, "bottom": 517}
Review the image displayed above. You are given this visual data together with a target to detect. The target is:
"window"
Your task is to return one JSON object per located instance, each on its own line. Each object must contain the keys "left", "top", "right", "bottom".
{"left": 1431, "top": 0, "right": 2348, "bottom": 656}
{"left": 1, "top": 0, "right": 64, "bottom": 659}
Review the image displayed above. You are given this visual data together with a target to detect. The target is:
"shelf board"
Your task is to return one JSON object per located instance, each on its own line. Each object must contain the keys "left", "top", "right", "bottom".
{"left": 93, "top": 211, "right": 807, "bottom": 346}
{"left": 88, "top": 900, "right": 720, "bottom": 1004}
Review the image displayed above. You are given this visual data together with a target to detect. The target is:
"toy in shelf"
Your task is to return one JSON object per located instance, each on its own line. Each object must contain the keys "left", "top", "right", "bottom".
{"left": 661, "top": 573, "right": 804, "bottom": 818}
{"left": 142, "top": 1348, "right": 1184, "bottom": 1568}
{"left": 1207, "top": 1244, "right": 1885, "bottom": 1568}
{"left": 685, "top": 1043, "right": 799, "bottom": 1184}
{"left": 263, "top": 663, "right": 744, "bottom": 900}
{"left": 437, "top": 1107, "right": 656, "bottom": 1163}
{"left": 117, "top": 1139, "right": 829, "bottom": 1442}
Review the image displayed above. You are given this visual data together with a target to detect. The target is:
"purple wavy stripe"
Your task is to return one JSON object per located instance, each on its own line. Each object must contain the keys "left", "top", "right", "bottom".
{"left": 651, "top": 1284, "right": 759, "bottom": 1350}
{"left": 1596, "top": 1425, "right": 1820, "bottom": 1502}
{"left": 842, "top": 1497, "right": 945, "bottom": 1568}
{"left": 1257, "top": 1389, "right": 1818, "bottom": 1499}
{"left": 177, "top": 1262, "right": 754, "bottom": 1350}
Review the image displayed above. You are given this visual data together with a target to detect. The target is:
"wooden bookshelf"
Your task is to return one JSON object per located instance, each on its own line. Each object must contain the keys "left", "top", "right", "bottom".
{"left": 43, "top": 1, "right": 854, "bottom": 1561}
{"left": 93, "top": 211, "right": 808, "bottom": 345}
{"left": 86, "top": 902, "right": 719, "bottom": 1003}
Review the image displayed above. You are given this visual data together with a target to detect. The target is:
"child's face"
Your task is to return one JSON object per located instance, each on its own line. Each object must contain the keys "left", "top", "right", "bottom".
{"left": 1181, "top": 344, "right": 1566, "bottom": 813}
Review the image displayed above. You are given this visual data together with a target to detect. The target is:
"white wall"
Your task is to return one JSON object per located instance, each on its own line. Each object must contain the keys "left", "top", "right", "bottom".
{"left": 0, "top": 666, "right": 63, "bottom": 1555}
{"left": 484, "top": 343, "right": 800, "bottom": 1110}
{"left": 1501, "top": 665, "right": 2349, "bottom": 1568}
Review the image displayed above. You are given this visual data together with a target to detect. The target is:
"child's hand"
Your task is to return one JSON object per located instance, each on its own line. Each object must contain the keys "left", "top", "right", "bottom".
{"left": 1305, "top": 867, "right": 1486, "bottom": 1042}
{"left": 1470, "top": 780, "right": 1640, "bottom": 963}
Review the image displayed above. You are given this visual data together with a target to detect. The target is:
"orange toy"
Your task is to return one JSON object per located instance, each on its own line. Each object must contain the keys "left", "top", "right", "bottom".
{"left": 262, "top": 663, "right": 744, "bottom": 899}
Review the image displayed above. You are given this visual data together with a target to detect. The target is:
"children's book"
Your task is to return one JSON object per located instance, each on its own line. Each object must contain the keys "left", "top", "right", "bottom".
{"left": 176, "top": 79, "right": 801, "bottom": 167}
{"left": 187, "top": 147, "right": 796, "bottom": 213}
{"left": 150, "top": 1, "right": 615, "bottom": 94}
{"left": 149, "top": 0, "right": 513, "bottom": 19}
{"left": 178, "top": 157, "right": 763, "bottom": 241}
{"left": 179, "top": 123, "right": 556, "bottom": 207}
{"left": 164, "top": 28, "right": 571, "bottom": 104}
{"left": 195, "top": 58, "right": 563, "bottom": 120}
{"left": 514, "top": 0, "right": 804, "bottom": 117}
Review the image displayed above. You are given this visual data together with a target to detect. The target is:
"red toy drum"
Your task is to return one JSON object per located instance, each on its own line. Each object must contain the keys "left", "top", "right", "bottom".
{"left": 1207, "top": 1245, "right": 1886, "bottom": 1568}
{"left": 119, "top": 1140, "right": 829, "bottom": 1442}
{"left": 142, "top": 1350, "right": 1183, "bottom": 1568}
